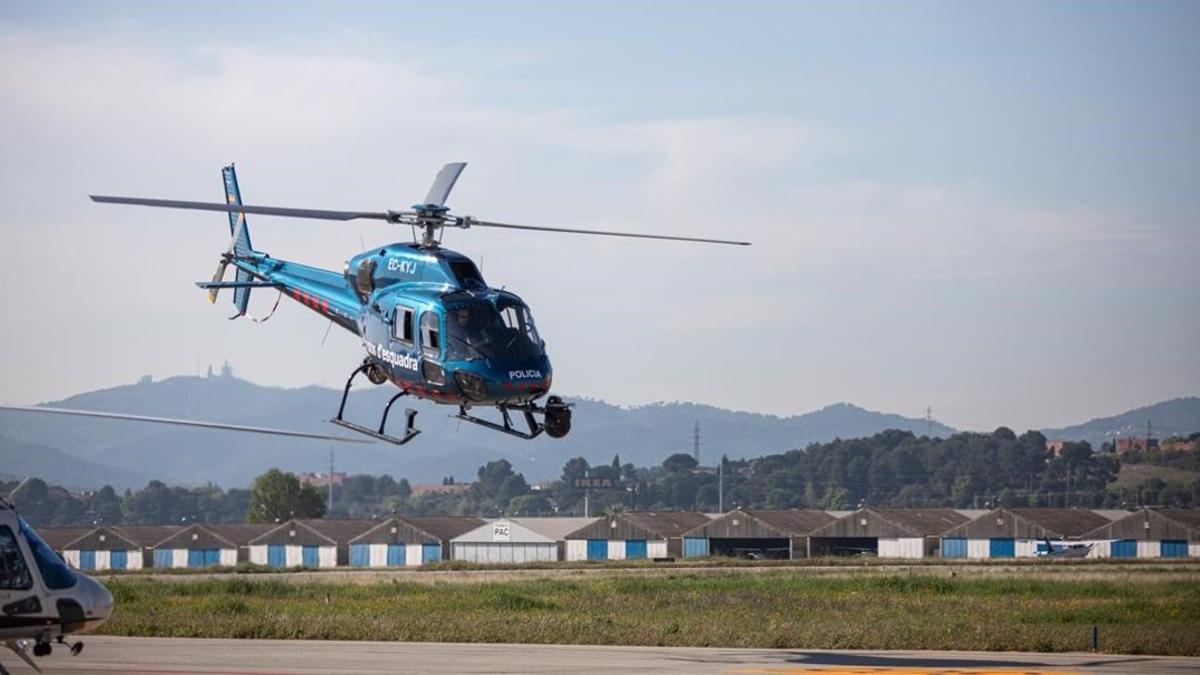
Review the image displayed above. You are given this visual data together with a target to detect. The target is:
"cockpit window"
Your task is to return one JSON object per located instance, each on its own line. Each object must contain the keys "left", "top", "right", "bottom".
{"left": 446, "top": 299, "right": 543, "bottom": 361}
{"left": 449, "top": 260, "right": 486, "bottom": 289}
{"left": 18, "top": 517, "right": 76, "bottom": 590}
{"left": 0, "top": 524, "right": 33, "bottom": 590}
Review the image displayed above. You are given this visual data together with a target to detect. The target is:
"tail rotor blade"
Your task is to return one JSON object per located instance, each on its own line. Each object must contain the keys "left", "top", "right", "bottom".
{"left": 208, "top": 260, "right": 229, "bottom": 304}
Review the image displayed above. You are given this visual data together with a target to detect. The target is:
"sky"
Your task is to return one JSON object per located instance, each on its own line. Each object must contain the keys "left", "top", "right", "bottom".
{"left": 1, "top": 1, "right": 1197, "bottom": 432}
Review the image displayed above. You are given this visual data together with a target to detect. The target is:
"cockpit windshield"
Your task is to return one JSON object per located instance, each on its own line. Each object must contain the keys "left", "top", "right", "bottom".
{"left": 19, "top": 516, "right": 76, "bottom": 590}
{"left": 446, "top": 298, "right": 543, "bottom": 361}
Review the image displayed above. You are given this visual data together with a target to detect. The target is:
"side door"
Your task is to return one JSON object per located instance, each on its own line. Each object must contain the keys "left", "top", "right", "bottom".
{"left": 388, "top": 302, "right": 421, "bottom": 380}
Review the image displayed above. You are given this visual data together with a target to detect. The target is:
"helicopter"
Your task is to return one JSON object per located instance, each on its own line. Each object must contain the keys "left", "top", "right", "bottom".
{"left": 81, "top": 163, "right": 750, "bottom": 445}
{"left": 0, "top": 494, "right": 113, "bottom": 674}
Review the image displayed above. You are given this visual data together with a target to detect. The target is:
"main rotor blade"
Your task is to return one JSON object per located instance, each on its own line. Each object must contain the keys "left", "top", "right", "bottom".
{"left": 91, "top": 196, "right": 395, "bottom": 222}
{"left": 470, "top": 220, "right": 752, "bottom": 246}
{"left": 0, "top": 405, "right": 372, "bottom": 444}
{"left": 423, "top": 162, "right": 467, "bottom": 207}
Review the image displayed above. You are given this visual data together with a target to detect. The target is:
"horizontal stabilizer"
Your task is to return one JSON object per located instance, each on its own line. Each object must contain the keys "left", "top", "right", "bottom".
{"left": 195, "top": 280, "right": 282, "bottom": 290}
{"left": 0, "top": 405, "right": 372, "bottom": 444}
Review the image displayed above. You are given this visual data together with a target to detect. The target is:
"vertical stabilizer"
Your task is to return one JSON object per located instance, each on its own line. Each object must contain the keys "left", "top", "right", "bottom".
{"left": 222, "top": 164, "right": 254, "bottom": 317}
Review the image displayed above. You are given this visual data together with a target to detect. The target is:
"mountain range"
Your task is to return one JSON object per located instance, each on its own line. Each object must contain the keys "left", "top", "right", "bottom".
{"left": 1, "top": 373, "right": 1195, "bottom": 490}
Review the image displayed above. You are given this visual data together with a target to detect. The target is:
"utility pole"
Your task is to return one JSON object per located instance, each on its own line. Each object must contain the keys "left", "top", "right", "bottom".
{"left": 693, "top": 422, "right": 700, "bottom": 465}
{"left": 718, "top": 455, "right": 725, "bottom": 513}
{"left": 327, "top": 449, "right": 335, "bottom": 516}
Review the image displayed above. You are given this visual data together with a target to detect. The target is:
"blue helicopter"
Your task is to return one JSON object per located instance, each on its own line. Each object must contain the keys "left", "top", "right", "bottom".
{"left": 88, "top": 163, "right": 749, "bottom": 446}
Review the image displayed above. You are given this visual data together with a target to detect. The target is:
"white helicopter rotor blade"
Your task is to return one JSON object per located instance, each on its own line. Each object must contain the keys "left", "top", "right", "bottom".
{"left": 423, "top": 162, "right": 467, "bottom": 207}
{"left": 0, "top": 406, "right": 372, "bottom": 444}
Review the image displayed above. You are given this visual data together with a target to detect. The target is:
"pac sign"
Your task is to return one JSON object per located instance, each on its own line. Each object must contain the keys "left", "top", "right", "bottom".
{"left": 492, "top": 521, "right": 511, "bottom": 541}
{"left": 573, "top": 477, "right": 617, "bottom": 489}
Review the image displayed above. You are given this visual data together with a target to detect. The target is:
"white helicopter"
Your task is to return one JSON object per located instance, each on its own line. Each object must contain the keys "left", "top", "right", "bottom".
{"left": 0, "top": 494, "right": 113, "bottom": 674}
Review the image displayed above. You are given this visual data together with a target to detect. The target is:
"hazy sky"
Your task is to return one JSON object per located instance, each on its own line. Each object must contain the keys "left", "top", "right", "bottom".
{"left": 1, "top": 1, "right": 1197, "bottom": 432}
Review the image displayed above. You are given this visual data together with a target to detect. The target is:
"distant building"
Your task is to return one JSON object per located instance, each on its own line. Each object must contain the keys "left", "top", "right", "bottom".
{"left": 1160, "top": 437, "right": 1199, "bottom": 453}
{"left": 410, "top": 483, "right": 472, "bottom": 497}
{"left": 1115, "top": 437, "right": 1159, "bottom": 453}
{"left": 298, "top": 472, "right": 345, "bottom": 488}
{"left": 1046, "top": 440, "right": 1067, "bottom": 456}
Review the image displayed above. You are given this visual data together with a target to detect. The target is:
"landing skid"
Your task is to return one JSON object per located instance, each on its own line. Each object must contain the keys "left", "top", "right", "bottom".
{"left": 456, "top": 403, "right": 543, "bottom": 440}
{"left": 455, "top": 396, "right": 571, "bottom": 440}
{"left": 329, "top": 363, "right": 421, "bottom": 445}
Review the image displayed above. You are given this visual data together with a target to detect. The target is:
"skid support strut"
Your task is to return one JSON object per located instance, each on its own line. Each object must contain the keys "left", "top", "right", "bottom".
{"left": 456, "top": 403, "right": 544, "bottom": 440}
{"left": 329, "top": 362, "right": 421, "bottom": 445}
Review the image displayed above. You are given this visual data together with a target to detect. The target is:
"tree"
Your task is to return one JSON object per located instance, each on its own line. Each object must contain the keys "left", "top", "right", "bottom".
{"left": 663, "top": 453, "right": 698, "bottom": 472}
{"left": 247, "top": 469, "right": 326, "bottom": 523}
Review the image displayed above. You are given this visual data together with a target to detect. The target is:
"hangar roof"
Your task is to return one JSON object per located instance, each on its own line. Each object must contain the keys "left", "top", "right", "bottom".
{"left": 1084, "top": 508, "right": 1200, "bottom": 541}
{"left": 250, "top": 519, "right": 376, "bottom": 546}
{"left": 157, "top": 523, "right": 274, "bottom": 549}
{"left": 810, "top": 508, "right": 968, "bottom": 538}
{"left": 686, "top": 509, "right": 835, "bottom": 538}
{"left": 452, "top": 518, "right": 597, "bottom": 544}
{"left": 942, "top": 508, "right": 1113, "bottom": 539}
{"left": 566, "top": 511, "right": 711, "bottom": 540}
{"left": 350, "top": 516, "right": 484, "bottom": 545}
{"left": 37, "top": 527, "right": 94, "bottom": 550}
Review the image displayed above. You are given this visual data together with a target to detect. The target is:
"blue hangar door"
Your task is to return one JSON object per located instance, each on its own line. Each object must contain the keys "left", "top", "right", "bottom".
{"left": 349, "top": 544, "right": 370, "bottom": 567}
{"left": 625, "top": 540, "right": 648, "bottom": 559}
{"left": 587, "top": 539, "right": 608, "bottom": 561}
{"left": 301, "top": 545, "right": 320, "bottom": 567}
{"left": 989, "top": 538, "right": 1015, "bottom": 558}
{"left": 109, "top": 549, "right": 128, "bottom": 570}
{"left": 387, "top": 544, "right": 406, "bottom": 566}
{"left": 78, "top": 550, "right": 96, "bottom": 570}
{"left": 941, "top": 538, "right": 967, "bottom": 558}
{"left": 1110, "top": 540, "right": 1137, "bottom": 558}
{"left": 267, "top": 545, "right": 286, "bottom": 568}
{"left": 1161, "top": 540, "right": 1187, "bottom": 558}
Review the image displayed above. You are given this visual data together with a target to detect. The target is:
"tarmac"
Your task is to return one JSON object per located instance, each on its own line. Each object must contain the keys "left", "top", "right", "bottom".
{"left": 3, "top": 637, "right": 1198, "bottom": 674}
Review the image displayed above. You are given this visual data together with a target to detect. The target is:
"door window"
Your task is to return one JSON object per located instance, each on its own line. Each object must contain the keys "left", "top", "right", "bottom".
{"left": 420, "top": 311, "right": 441, "bottom": 358}
{"left": 393, "top": 305, "right": 415, "bottom": 345}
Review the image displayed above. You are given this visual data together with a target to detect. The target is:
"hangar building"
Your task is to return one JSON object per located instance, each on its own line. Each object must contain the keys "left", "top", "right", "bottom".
{"left": 348, "top": 516, "right": 483, "bottom": 567}
{"left": 61, "top": 525, "right": 180, "bottom": 571}
{"left": 1083, "top": 508, "right": 1200, "bottom": 558}
{"left": 152, "top": 523, "right": 272, "bottom": 568}
{"left": 681, "top": 509, "right": 836, "bottom": 559}
{"left": 808, "top": 508, "right": 968, "bottom": 558}
{"left": 940, "top": 507, "right": 1114, "bottom": 558}
{"left": 451, "top": 517, "right": 597, "bottom": 563}
{"left": 248, "top": 519, "right": 375, "bottom": 568}
{"left": 564, "top": 511, "right": 710, "bottom": 561}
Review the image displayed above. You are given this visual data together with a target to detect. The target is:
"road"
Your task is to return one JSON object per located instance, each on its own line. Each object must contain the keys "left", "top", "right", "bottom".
{"left": 3, "top": 637, "right": 1198, "bottom": 674}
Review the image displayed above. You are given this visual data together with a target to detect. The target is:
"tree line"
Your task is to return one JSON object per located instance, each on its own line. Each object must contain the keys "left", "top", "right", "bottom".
{"left": 6, "top": 428, "right": 1198, "bottom": 527}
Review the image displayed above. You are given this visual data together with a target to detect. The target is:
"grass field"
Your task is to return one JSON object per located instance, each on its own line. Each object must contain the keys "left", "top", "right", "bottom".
{"left": 97, "top": 567, "right": 1200, "bottom": 656}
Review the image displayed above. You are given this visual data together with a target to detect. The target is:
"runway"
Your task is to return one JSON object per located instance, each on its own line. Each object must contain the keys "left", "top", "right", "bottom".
{"left": 3, "top": 637, "right": 1198, "bottom": 674}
